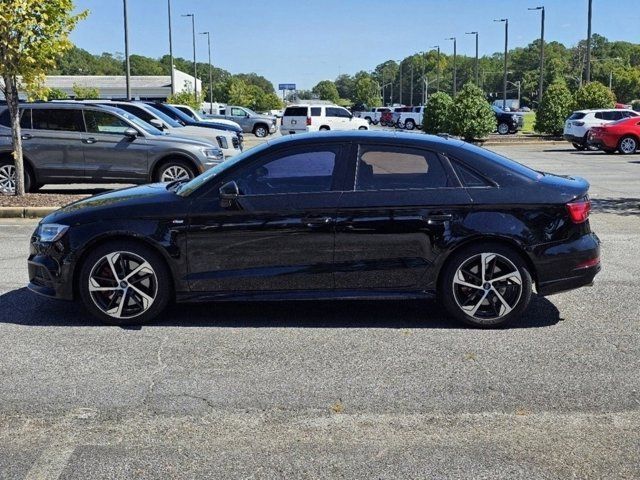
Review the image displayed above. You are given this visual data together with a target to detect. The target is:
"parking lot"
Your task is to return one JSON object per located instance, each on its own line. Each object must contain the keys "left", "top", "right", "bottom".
{"left": 0, "top": 144, "right": 639, "bottom": 479}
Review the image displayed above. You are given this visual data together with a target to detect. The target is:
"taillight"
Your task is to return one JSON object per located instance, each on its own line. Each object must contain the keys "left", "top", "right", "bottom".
{"left": 306, "top": 116, "right": 312, "bottom": 126}
{"left": 566, "top": 199, "right": 591, "bottom": 223}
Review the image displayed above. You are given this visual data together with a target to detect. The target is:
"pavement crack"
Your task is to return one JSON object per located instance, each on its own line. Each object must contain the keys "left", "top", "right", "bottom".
{"left": 143, "top": 335, "right": 169, "bottom": 407}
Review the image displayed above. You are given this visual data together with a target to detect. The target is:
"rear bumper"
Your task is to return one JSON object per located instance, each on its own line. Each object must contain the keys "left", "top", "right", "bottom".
{"left": 534, "top": 233, "right": 601, "bottom": 296}
{"left": 563, "top": 133, "right": 585, "bottom": 144}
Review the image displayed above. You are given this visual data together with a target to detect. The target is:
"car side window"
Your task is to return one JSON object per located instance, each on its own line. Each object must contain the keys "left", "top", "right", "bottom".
{"left": 84, "top": 110, "right": 131, "bottom": 135}
{"left": 326, "top": 108, "right": 342, "bottom": 118}
{"left": 234, "top": 147, "right": 340, "bottom": 195}
{"left": 594, "top": 112, "right": 604, "bottom": 120}
{"left": 355, "top": 145, "right": 449, "bottom": 191}
{"left": 451, "top": 160, "right": 492, "bottom": 187}
{"left": 20, "top": 109, "right": 31, "bottom": 129}
{"left": 231, "top": 108, "right": 245, "bottom": 117}
{"left": 310, "top": 107, "right": 321, "bottom": 117}
{"left": 31, "top": 108, "right": 83, "bottom": 132}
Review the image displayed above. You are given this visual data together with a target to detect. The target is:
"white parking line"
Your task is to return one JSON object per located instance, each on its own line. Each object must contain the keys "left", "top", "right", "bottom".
{"left": 24, "top": 444, "right": 76, "bottom": 480}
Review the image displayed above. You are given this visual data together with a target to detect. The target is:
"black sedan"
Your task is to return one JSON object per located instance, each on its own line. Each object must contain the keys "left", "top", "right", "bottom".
{"left": 28, "top": 131, "right": 600, "bottom": 327}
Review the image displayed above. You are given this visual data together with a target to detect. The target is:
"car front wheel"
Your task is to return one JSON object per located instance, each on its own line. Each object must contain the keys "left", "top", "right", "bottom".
{"left": 404, "top": 119, "right": 416, "bottom": 130}
{"left": 155, "top": 159, "right": 196, "bottom": 183}
{"left": 79, "top": 241, "right": 171, "bottom": 325}
{"left": 439, "top": 244, "right": 532, "bottom": 328}
{"left": 497, "top": 123, "right": 510, "bottom": 135}
{"left": 253, "top": 125, "right": 268, "bottom": 138}
{"left": 618, "top": 136, "right": 637, "bottom": 154}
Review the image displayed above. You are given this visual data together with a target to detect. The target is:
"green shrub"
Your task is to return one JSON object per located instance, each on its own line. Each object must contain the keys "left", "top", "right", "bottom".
{"left": 534, "top": 82, "right": 574, "bottom": 135}
{"left": 574, "top": 81, "right": 616, "bottom": 110}
{"left": 46, "top": 88, "right": 68, "bottom": 100}
{"left": 448, "top": 83, "right": 496, "bottom": 141}
{"left": 631, "top": 100, "right": 640, "bottom": 111}
{"left": 167, "top": 89, "right": 201, "bottom": 110}
{"left": 423, "top": 91, "right": 453, "bottom": 134}
{"left": 71, "top": 83, "right": 100, "bottom": 99}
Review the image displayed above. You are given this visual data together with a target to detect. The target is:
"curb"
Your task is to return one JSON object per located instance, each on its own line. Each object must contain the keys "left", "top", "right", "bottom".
{"left": 0, "top": 207, "right": 60, "bottom": 218}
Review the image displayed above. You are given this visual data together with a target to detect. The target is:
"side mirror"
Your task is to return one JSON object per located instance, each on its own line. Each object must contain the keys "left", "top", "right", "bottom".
{"left": 219, "top": 180, "right": 239, "bottom": 208}
{"left": 149, "top": 118, "right": 164, "bottom": 130}
{"left": 124, "top": 127, "right": 138, "bottom": 139}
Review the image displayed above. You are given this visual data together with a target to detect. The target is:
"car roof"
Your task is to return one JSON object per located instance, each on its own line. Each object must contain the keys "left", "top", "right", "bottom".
{"left": 574, "top": 108, "right": 635, "bottom": 113}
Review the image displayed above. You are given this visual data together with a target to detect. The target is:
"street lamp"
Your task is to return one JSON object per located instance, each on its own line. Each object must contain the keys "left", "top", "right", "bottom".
{"left": 465, "top": 31, "right": 479, "bottom": 85}
{"left": 123, "top": 0, "right": 131, "bottom": 100}
{"left": 528, "top": 6, "right": 545, "bottom": 107}
{"left": 494, "top": 18, "right": 509, "bottom": 110}
{"left": 167, "top": 0, "right": 175, "bottom": 95}
{"left": 182, "top": 13, "right": 197, "bottom": 100}
{"left": 200, "top": 31, "right": 213, "bottom": 114}
{"left": 446, "top": 37, "right": 457, "bottom": 97}
{"left": 432, "top": 45, "right": 440, "bottom": 92}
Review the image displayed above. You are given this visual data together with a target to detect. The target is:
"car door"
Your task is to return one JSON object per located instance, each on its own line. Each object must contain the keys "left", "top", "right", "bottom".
{"left": 325, "top": 107, "right": 348, "bottom": 130}
{"left": 334, "top": 142, "right": 472, "bottom": 291}
{"left": 25, "top": 107, "right": 85, "bottom": 180}
{"left": 186, "top": 142, "right": 349, "bottom": 293}
{"left": 229, "top": 107, "right": 249, "bottom": 130}
{"left": 81, "top": 109, "right": 149, "bottom": 181}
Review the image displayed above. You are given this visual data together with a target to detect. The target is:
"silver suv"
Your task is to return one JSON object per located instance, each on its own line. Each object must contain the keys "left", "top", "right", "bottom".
{"left": 0, "top": 103, "right": 223, "bottom": 193}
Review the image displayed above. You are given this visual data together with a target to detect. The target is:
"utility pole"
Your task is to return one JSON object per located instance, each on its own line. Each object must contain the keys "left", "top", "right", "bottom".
{"left": 422, "top": 52, "right": 426, "bottom": 104}
{"left": 494, "top": 18, "right": 508, "bottom": 110}
{"left": 432, "top": 45, "right": 440, "bottom": 92}
{"left": 168, "top": 0, "right": 175, "bottom": 95}
{"left": 586, "top": 0, "right": 593, "bottom": 83}
{"left": 182, "top": 13, "right": 197, "bottom": 100}
{"left": 200, "top": 32, "right": 213, "bottom": 114}
{"left": 123, "top": 0, "right": 131, "bottom": 100}
{"left": 410, "top": 64, "right": 414, "bottom": 105}
{"left": 399, "top": 61, "right": 403, "bottom": 105}
{"left": 447, "top": 37, "right": 457, "bottom": 97}
{"left": 529, "top": 6, "right": 545, "bottom": 106}
{"left": 466, "top": 31, "right": 479, "bottom": 85}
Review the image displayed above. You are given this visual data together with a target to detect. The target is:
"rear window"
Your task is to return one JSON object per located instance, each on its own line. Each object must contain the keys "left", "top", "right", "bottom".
{"left": 568, "top": 112, "right": 586, "bottom": 120}
{"left": 32, "top": 108, "right": 83, "bottom": 131}
{"left": 460, "top": 143, "right": 542, "bottom": 181}
{"left": 284, "top": 107, "right": 308, "bottom": 117}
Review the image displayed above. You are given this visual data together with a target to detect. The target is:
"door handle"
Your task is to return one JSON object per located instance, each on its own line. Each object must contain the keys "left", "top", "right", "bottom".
{"left": 427, "top": 213, "right": 453, "bottom": 224}
{"left": 303, "top": 216, "right": 334, "bottom": 228}
{"left": 83, "top": 137, "right": 97, "bottom": 144}
{"left": 21, "top": 133, "right": 32, "bottom": 140}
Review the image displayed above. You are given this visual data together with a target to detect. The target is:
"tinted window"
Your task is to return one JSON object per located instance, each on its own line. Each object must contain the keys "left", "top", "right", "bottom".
{"left": 236, "top": 147, "right": 338, "bottom": 195}
{"left": 20, "top": 109, "right": 31, "bottom": 129}
{"left": 451, "top": 160, "right": 491, "bottom": 187}
{"left": 230, "top": 107, "right": 246, "bottom": 117}
{"left": 84, "top": 110, "right": 131, "bottom": 135}
{"left": 114, "top": 104, "right": 155, "bottom": 123}
{"left": 568, "top": 112, "right": 586, "bottom": 120}
{"left": 284, "top": 107, "right": 308, "bottom": 116}
{"left": 31, "top": 108, "right": 82, "bottom": 131}
{"left": 355, "top": 146, "right": 448, "bottom": 191}
{"left": 460, "top": 143, "right": 542, "bottom": 181}
{"left": 326, "top": 107, "right": 342, "bottom": 118}
{"left": 0, "top": 109, "right": 10, "bottom": 127}
{"left": 310, "top": 107, "right": 321, "bottom": 116}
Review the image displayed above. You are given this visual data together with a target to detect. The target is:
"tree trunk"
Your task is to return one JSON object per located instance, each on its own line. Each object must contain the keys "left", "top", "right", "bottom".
{"left": 2, "top": 74, "right": 25, "bottom": 196}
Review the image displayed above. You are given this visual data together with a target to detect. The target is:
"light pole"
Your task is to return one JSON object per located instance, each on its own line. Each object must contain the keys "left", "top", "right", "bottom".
{"left": 167, "top": 0, "right": 175, "bottom": 95}
{"left": 528, "top": 6, "right": 545, "bottom": 107}
{"left": 586, "top": 0, "right": 592, "bottom": 83}
{"left": 410, "top": 63, "right": 414, "bottom": 105}
{"left": 123, "top": 0, "right": 131, "bottom": 100}
{"left": 494, "top": 18, "right": 508, "bottom": 110}
{"left": 200, "top": 32, "right": 213, "bottom": 114}
{"left": 432, "top": 45, "right": 441, "bottom": 93}
{"left": 399, "top": 60, "right": 403, "bottom": 105}
{"left": 465, "top": 31, "right": 479, "bottom": 85}
{"left": 446, "top": 37, "right": 457, "bottom": 97}
{"left": 182, "top": 13, "right": 197, "bottom": 100}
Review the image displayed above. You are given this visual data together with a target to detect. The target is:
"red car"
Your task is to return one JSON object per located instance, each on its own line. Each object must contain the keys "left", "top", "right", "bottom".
{"left": 588, "top": 116, "right": 640, "bottom": 154}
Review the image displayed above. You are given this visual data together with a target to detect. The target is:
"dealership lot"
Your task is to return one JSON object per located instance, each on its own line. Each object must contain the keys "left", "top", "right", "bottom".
{"left": 0, "top": 145, "right": 639, "bottom": 478}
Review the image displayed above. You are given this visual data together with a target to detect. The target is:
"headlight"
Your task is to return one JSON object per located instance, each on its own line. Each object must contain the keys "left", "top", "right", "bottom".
{"left": 38, "top": 224, "right": 69, "bottom": 242}
{"left": 512, "top": 114, "right": 518, "bottom": 121}
{"left": 216, "top": 136, "right": 229, "bottom": 150}
{"left": 201, "top": 147, "right": 223, "bottom": 161}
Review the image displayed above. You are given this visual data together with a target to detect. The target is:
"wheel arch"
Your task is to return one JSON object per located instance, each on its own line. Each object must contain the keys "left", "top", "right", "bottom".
{"left": 150, "top": 154, "right": 200, "bottom": 182}
{"left": 618, "top": 133, "right": 640, "bottom": 148}
{"left": 0, "top": 150, "right": 38, "bottom": 183}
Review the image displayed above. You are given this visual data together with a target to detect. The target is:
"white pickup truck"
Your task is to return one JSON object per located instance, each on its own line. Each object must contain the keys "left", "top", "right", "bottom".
{"left": 396, "top": 106, "right": 425, "bottom": 130}
{"left": 355, "top": 107, "right": 390, "bottom": 125}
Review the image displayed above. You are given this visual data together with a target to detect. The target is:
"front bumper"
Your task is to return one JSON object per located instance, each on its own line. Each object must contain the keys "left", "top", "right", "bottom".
{"left": 28, "top": 253, "right": 75, "bottom": 300}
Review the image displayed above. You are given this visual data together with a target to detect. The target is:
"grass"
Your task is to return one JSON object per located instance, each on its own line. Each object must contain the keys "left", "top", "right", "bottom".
{"left": 521, "top": 111, "right": 536, "bottom": 134}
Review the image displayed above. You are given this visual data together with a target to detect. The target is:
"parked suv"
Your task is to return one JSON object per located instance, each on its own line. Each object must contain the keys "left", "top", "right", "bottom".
{"left": 563, "top": 109, "right": 639, "bottom": 150}
{"left": 0, "top": 103, "right": 223, "bottom": 193}
{"left": 281, "top": 105, "right": 369, "bottom": 135}
{"left": 492, "top": 105, "right": 523, "bottom": 135}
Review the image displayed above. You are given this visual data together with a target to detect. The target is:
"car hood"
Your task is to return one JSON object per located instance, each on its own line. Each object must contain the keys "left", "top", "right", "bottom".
{"left": 42, "top": 183, "right": 183, "bottom": 225}
{"left": 149, "top": 133, "right": 217, "bottom": 148}
{"left": 169, "top": 125, "right": 230, "bottom": 140}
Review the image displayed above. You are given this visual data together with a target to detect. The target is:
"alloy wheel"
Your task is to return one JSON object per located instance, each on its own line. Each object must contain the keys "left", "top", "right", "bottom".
{"left": 498, "top": 123, "right": 509, "bottom": 135}
{"left": 160, "top": 165, "right": 190, "bottom": 182}
{"left": 452, "top": 252, "right": 523, "bottom": 320}
{"left": 620, "top": 137, "right": 636, "bottom": 154}
{"left": 88, "top": 251, "right": 158, "bottom": 320}
{"left": 0, "top": 164, "right": 16, "bottom": 194}
{"left": 255, "top": 126, "right": 267, "bottom": 137}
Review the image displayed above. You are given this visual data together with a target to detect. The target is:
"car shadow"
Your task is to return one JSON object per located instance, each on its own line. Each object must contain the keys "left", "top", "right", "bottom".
{"left": 591, "top": 197, "right": 640, "bottom": 216}
{"left": 0, "top": 287, "right": 561, "bottom": 330}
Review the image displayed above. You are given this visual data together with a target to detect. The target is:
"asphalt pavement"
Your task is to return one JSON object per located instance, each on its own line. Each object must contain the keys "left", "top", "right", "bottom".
{"left": 0, "top": 145, "right": 639, "bottom": 479}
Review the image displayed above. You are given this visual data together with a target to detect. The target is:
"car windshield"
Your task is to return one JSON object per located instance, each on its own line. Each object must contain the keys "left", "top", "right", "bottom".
{"left": 143, "top": 104, "right": 182, "bottom": 128}
{"left": 185, "top": 107, "right": 204, "bottom": 121}
{"left": 160, "top": 104, "right": 194, "bottom": 124}
{"left": 243, "top": 108, "right": 259, "bottom": 116}
{"left": 176, "top": 141, "right": 272, "bottom": 197}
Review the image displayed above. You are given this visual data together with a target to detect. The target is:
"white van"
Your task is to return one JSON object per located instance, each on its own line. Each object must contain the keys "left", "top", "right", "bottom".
{"left": 280, "top": 105, "right": 369, "bottom": 135}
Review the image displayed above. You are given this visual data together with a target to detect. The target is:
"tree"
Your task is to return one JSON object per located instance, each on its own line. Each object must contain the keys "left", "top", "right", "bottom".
{"left": 448, "top": 83, "right": 496, "bottom": 140}
{"left": 72, "top": 83, "right": 100, "bottom": 99}
{"left": 167, "top": 89, "right": 201, "bottom": 110}
{"left": 334, "top": 74, "right": 355, "bottom": 100}
{"left": 312, "top": 80, "right": 340, "bottom": 103}
{"left": 354, "top": 76, "right": 381, "bottom": 107}
{"left": 129, "top": 54, "right": 164, "bottom": 76}
{"left": 423, "top": 91, "right": 453, "bottom": 134}
{"left": 574, "top": 81, "right": 616, "bottom": 110}
{"left": 0, "top": 0, "right": 87, "bottom": 195}
{"left": 534, "top": 81, "right": 574, "bottom": 135}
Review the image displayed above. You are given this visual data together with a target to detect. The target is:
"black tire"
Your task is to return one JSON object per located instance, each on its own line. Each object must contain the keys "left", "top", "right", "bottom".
{"left": 602, "top": 147, "right": 616, "bottom": 154}
{"left": 405, "top": 119, "right": 416, "bottom": 130}
{"left": 253, "top": 124, "right": 269, "bottom": 138}
{"left": 572, "top": 142, "right": 586, "bottom": 151}
{"left": 497, "top": 123, "right": 510, "bottom": 135}
{"left": 154, "top": 158, "right": 197, "bottom": 183}
{"left": 78, "top": 240, "right": 172, "bottom": 326}
{"left": 618, "top": 135, "right": 638, "bottom": 155}
{"left": 364, "top": 116, "right": 372, "bottom": 125}
{"left": 319, "top": 126, "right": 330, "bottom": 131}
{"left": 358, "top": 126, "right": 368, "bottom": 130}
{"left": 439, "top": 243, "right": 533, "bottom": 328}
{"left": 372, "top": 119, "right": 379, "bottom": 125}
{"left": 0, "top": 158, "right": 34, "bottom": 194}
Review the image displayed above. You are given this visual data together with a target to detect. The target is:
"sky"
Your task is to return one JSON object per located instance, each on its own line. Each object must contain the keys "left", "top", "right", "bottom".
{"left": 69, "top": 0, "right": 640, "bottom": 90}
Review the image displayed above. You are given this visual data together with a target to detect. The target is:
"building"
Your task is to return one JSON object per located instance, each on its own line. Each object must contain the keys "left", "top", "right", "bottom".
{"left": 2, "top": 69, "right": 201, "bottom": 101}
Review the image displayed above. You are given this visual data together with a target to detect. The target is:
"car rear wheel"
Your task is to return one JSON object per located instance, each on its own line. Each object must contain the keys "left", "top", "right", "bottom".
{"left": 497, "top": 123, "right": 510, "bottom": 135}
{"left": 0, "top": 160, "right": 34, "bottom": 194}
{"left": 79, "top": 241, "right": 171, "bottom": 325}
{"left": 572, "top": 142, "right": 586, "bottom": 151}
{"left": 358, "top": 126, "right": 368, "bottom": 130}
{"left": 155, "top": 159, "right": 196, "bottom": 183}
{"left": 404, "top": 119, "right": 416, "bottom": 130}
{"left": 618, "top": 136, "right": 637, "bottom": 154}
{"left": 364, "top": 116, "right": 372, "bottom": 124}
{"left": 253, "top": 124, "right": 268, "bottom": 138}
{"left": 319, "top": 126, "right": 330, "bottom": 131}
{"left": 439, "top": 243, "right": 532, "bottom": 328}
